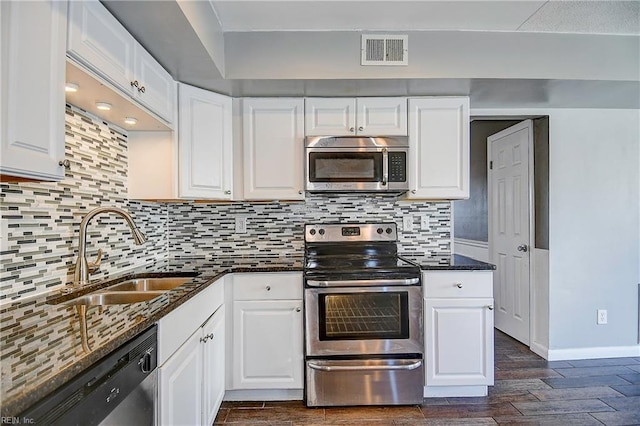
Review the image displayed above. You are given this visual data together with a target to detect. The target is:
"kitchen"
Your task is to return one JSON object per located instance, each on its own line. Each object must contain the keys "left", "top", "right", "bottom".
{"left": 1, "top": 0, "right": 639, "bottom": 425}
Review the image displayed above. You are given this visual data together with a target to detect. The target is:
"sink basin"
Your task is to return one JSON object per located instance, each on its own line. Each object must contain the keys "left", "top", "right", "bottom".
{"left": 60, "top": 291, "right": 164, "bottom": 306}
{"left": 106, "top": 277, "right": 193, "bottom": 292}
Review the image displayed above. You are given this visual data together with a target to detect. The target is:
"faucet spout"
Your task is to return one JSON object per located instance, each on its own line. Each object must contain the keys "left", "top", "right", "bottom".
{"left": 72, "top": 207, "right": 147, "bottom": 288}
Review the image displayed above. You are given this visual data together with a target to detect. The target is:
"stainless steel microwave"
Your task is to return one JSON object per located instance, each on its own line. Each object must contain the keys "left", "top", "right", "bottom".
{"left": 305, "top": 136, "right": 409, "bottom": 193}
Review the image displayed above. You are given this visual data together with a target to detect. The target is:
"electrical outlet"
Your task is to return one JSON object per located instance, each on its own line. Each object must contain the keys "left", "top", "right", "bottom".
{"left": 402, "top": 216, "right": 413, "bottom": 232}
{"left": 597, "top": 309, "right": 608, "bottom": 325}
{"left": 420, "top": 216, "right": 430, "bottom": 231}
{"left": 235, "top": 217, "right": 247, "bottom": 233}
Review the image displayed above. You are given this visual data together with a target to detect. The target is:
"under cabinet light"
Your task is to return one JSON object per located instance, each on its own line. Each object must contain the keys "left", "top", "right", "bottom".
{"left": 124, "top": 117, "right": 138, "bottom": 125}
{"left": 96, "top": 102, "right": 112, "bottom": 111}
{"left": 65, "top": 83, "right": 79, "bottom": 93}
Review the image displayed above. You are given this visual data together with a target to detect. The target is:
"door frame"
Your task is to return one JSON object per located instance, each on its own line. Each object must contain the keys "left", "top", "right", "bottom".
{"left": 486, "top": 119, "right": 535, "bottom": 345}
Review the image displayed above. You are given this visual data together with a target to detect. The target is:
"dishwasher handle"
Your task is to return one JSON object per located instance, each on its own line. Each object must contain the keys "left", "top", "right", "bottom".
{"left": 308, "top": 359, "right": 422, "bottom": 372}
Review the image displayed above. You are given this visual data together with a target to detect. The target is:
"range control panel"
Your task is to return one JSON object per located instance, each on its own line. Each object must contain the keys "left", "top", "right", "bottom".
{"left": 305, "top": 223, "right": 397, "bottom": 243}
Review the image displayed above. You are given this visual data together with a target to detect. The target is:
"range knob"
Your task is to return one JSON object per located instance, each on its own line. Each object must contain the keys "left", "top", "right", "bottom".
{"left": 377, "top": 228, "right": 384, "bottom": 234}
{"left": 386, "top": 228, "right": 393, "bottom": 234}
{"left": 309, "top": 229, "right": 316, "bottom": 235}
{"left": 318, "top": 229, "right": 325, "bottom": 235}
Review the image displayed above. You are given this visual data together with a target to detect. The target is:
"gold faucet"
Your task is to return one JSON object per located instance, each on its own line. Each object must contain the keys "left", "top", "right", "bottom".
{"left": 70, "top": 207, "right": 147, "bottom": 290}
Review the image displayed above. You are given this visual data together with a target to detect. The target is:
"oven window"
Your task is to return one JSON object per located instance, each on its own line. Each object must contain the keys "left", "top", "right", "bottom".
{"left": 318, "top": 292, "right": 409, "bottom": 340}
{"left": 309, "top": 152, "right": 382, "bottom": 182}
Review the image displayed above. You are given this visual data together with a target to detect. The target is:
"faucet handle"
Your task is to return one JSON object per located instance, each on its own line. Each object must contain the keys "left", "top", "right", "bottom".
{"left": 88, "top": 249, "right": 103, "bottom": 274}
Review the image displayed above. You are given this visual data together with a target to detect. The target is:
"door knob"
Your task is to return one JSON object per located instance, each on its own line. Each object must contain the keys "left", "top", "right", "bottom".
{"left": 517, "top": 244, "right": 528, "bottom": 252}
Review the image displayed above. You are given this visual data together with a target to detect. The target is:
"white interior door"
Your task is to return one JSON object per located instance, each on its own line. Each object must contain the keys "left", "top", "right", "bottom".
{"left": 488, "top": 120, "right": 532, "bottom": 345}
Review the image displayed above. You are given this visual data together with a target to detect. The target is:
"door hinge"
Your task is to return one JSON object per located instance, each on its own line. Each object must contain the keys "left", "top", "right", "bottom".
{"left": 489, "top": 161, "right": 493, "bottom": 170}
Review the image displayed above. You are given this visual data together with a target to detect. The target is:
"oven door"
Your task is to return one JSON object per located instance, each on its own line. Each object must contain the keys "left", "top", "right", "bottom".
{"left": 306, "top": 147, "right": 387, "bottom": 192}
{"left": 305, "top": 285, "right": 423, "bottom": 356}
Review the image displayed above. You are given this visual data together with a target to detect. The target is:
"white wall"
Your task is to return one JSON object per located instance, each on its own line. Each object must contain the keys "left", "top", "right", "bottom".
{"left": 474, "top": 107, "right": 640, "bottom": 359}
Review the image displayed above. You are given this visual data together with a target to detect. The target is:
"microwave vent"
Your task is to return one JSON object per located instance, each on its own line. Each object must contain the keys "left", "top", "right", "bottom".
{"left": 361, "top": 35, "right": 408, "bottom": 66}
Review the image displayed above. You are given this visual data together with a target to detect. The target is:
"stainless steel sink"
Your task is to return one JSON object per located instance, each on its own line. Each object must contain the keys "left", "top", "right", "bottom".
{"left": 105, "top": 277, "right": 193, "bottom": 292}
{"left": 60, "top": 291, "right": 164, "bottom": 306}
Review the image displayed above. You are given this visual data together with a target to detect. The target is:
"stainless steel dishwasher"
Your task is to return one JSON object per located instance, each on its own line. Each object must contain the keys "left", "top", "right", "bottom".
{"left": 21, "top": 325, "right": 157, "bottom": 426}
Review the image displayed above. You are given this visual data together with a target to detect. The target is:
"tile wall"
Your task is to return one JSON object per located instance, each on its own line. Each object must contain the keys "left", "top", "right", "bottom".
{"left": 0, "top": 105, "right": 451, "bottom": 302}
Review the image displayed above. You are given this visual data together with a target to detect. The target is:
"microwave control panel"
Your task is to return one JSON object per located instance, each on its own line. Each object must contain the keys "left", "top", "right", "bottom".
{"left": 388, "top": 152, "right": 407, "bottom": 182}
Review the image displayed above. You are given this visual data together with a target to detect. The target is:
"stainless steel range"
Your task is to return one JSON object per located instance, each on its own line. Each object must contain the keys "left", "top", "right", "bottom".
{"left": 303, "top": 223, "right": 424, "bottom": 407}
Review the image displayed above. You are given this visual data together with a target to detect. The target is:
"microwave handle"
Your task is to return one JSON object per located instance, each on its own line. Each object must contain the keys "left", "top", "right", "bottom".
{"left": 382, "top": 148, "right": 388, "bottom": 186}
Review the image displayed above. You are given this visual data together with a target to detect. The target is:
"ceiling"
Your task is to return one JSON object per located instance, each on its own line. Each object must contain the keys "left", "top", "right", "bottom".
{"left": 101, "top": 1, "right": 640, "bottom": 108}
{"left": 210, "top": 0, "right": 640, "bottom": 34}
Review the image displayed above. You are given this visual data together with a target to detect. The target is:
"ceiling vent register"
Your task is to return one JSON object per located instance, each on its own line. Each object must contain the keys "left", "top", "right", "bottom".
{"left": 361, "top": 35, "right": 408, "bottom": 66}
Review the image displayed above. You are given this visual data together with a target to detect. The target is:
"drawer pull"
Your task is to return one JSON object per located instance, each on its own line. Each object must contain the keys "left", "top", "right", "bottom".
{"left": 455, "top": 283, "right": 463, "bottom": 289}
{"left": 295, "top": 307, "right": 301, "bottom": 312}
{"left": 487, "top": 305, "right": 494, "bottom": 311}
{"left": 266, "top": 285, "right": 271, "bottom": 291}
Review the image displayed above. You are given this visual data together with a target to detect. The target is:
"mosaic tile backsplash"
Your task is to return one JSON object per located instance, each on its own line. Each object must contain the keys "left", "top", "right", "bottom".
{"left": 0, "top": 105, "right": 451, "bottom": 302}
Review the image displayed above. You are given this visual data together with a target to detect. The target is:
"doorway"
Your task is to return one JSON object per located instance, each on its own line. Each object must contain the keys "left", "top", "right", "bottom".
{"left": 453, "top": 117, "right": 549, "bottom": 348}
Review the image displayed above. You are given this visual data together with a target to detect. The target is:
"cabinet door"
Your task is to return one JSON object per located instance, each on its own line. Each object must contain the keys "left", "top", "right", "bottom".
{"left": 243, "top": 98, "right": 304, "bottom": 200}
{"left": 232, "top": 300, "right": 303, "bottom": 389}
{"left": 159, "top": 330, "right": 203, "bottom": 426}
{"left": 133, "top": 43, "right": 175, "bottom": 123}
{"left": 67, "top": 0, "right": 135, "bottom": 94}
{"left": 202, "top": 307, "right": 225, "bottom": 426}
{"left": 178, "top": 83, "right": 233, "bottom": 199}
{"left": 407, "top": 98, "right": 470, "bottom": 199}
{"left": 305, "top": 98, "right": 356, "bottom": 136}
{"left": 356, "top": 97, "right": 407, "bottom": 136}
{"left": 424, "top": 297, "right": 494, "bottom": 386}
{"left": 0, "top": 0, "right": 66, "bottom": 181}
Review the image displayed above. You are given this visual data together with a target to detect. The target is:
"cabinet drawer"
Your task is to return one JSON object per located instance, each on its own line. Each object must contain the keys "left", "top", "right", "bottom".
{"left": 423, "top": 271, "right": 493, "bottom": 298}
{"left": 232, "top": 272, "right": 302, "bottom": 300}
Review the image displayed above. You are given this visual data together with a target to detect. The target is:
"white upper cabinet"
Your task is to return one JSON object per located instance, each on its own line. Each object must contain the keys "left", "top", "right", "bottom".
{"left": 407, "top": 97, "right": 470, "bottom": 200}
{"left": 67, "top": 0, "right": 174, "bottom": 123}
{"left": 305, "top": 97, "right": 407, "bottom": 136}
{"left": 132, "top": 44, "right": 175, "bottom": 122}
{"left": 67, "top": 0, "right": 135, "bottom": 93}
{"left": 178, "top": 83, "right": 233, "bottom": 200}
{"left": 0, "top": 0, "right": 67, "bottom": 181}
{"left": 242, "top": 98, "right": 305, "bottom": 200}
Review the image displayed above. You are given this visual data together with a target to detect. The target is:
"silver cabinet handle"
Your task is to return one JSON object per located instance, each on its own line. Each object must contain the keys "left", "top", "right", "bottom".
{"left": 138, "top": 86, "right": 146, "bottom": 93}
{"left": 224, "top": 190, "right": 231, "bottom": 195}
{"left": 517, "top": 244, "right": 528, "bottom": 252}
{"left": 266, "top": 285, "right": 271, "bottom": 291}
{"left": 455, "top": 283, "right": 463, "bottom": 289}
{"left": 349, "top": 127, "right": 355, "bottom": 132}
{"left": 130, "top": 80, "right": 139, "bottom": 88}
{"left": 298, "top": 190, "right": 303, "bottom": 195}
{"left": 411, "top": 189, "right": 416, "bottom": 194}
{"left": 200, "top": 336, "right": 208, "bottom": 343}
{"left": 58, "top": 159, "right": 70, "bottom": 169}
{"left": 308, "top": 360, "right": 422, "bottom": 372}
{"left": 358, "top": 126, "right": 364, "bottom": 131}
{"left": 487, "top": 305, "right": 494, "bottom": 311}
{"left": 295, "top": 307, "right": 301, "bottom": 312}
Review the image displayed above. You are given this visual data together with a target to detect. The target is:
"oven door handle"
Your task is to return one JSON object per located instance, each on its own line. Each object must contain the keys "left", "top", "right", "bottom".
{"left": 307, "top": 360, "right": 422, "bottom": 372}
{"left": 306, "top": 278, "right": 420, "bottom": 287}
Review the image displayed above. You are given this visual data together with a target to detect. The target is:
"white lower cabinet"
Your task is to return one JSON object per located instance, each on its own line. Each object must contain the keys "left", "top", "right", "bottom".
{"left": 158, "top": 280, "right": 225, "bottom": 425}
{"left": 227, "top": 273, "right": 304, "bottom": 392}
{"left": 232, "top": 300, "right": 303, "bottom": 389}
{"left": 159, "top": 326, "right": 203, "bottom": 425}
{"left": 423, "top": 271, "right": 494, "bottom": 395}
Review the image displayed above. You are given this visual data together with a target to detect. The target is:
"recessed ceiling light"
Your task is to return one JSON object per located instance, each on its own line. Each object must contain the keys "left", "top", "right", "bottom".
{"left": 96, "top": 102, "right": 112, "bottom": 111}
{"left": 65, "top": 83, "right": 79, "bottom": 93}
{"left": 124, "top": 117, "right": 138, "bottom": 125}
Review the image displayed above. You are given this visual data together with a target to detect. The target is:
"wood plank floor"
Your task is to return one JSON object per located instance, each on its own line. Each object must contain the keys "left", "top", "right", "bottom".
{"left": 214, "top": 330, "right": 640, "bottom": 425}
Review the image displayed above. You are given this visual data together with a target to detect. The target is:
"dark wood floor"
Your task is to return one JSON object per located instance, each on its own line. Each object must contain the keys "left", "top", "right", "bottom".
{"left": 214, "top": 330, "right": 640, "bottom": 425}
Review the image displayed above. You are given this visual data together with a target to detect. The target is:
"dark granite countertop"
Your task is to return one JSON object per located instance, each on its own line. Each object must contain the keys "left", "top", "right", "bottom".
{"left": 0, "top": 256, "right": 303, "bottom": 418}
{"left": 0, "top": 252, "right": 491, "bottom": 417}
{"left": 401, "top": 254, "right": 496, "bottom": 270}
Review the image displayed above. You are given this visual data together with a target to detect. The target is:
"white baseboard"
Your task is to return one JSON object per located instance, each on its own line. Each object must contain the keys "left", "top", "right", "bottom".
{"left": 423, "top": 385, "right": 488, "bottom": 397}
{"left": 224, "top": 389, "right": 303, "bottom": 401}
{"left": 545, "top": 345, "right": 640, "bottom": 361}
{"left": 453, "top": 238, "right": 489, "bottom": 263}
